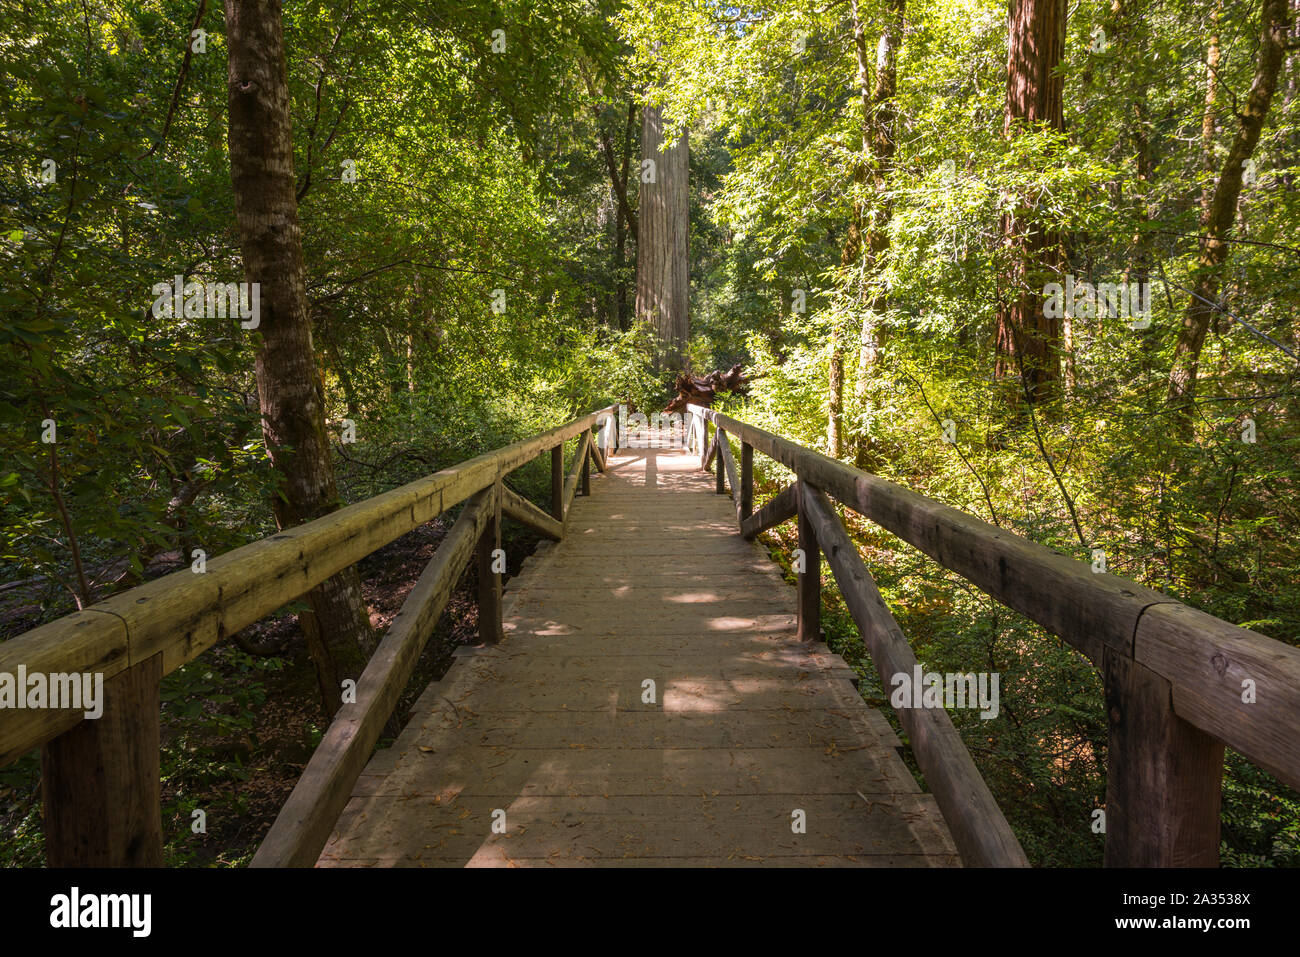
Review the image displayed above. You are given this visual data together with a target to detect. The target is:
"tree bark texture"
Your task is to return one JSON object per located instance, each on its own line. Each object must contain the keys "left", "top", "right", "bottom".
{"left": 996, "top": 0, "right": 1066, "bottom": 404}
{"left": 1167, "top": 0, "right": 1290, "bottom": 428}
{"left": 636, "top": 104, "right": 689, "bottom": 369}
{"left": 225, "top": 0, "right": 374, "bottom": 720}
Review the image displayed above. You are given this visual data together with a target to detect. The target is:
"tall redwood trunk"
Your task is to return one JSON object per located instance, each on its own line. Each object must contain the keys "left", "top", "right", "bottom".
{"left": 827, "top": 328, "right": 844, "bottom": 456}
{"left": 996, "top": 0, "right": 1066, "bottom": 403}
{"left": 636, "top": 104, "right": 689, "bottom": 369}
{"left": 1167, "top": 0, "right": 1291, "bottom": 429}
{"left": 225, "top": 0, "right": 374, "bottom": 720}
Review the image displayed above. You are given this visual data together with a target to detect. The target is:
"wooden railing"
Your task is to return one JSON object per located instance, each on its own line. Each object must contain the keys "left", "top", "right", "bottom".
{"left": 9, "top": 396, "right": 1296, "bottom": 869}
{"left": 0, "top": 405, "right": 617, "bottom": 866}
{"left": 687, "top": 403, "right": 1300, "bottom": 868}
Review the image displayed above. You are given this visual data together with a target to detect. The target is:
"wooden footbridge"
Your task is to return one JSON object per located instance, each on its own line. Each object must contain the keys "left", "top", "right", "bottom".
{"left": 3, "top": 404, "right": 1299, "bottom": 867}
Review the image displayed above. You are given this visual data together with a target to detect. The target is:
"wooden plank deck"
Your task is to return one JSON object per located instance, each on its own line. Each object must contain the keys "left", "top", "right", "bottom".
{"left": 318, "top": 444, "right": 960, "bottom": 867}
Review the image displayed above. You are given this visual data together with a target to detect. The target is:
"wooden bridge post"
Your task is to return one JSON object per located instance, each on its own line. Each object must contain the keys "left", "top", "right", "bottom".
{"left": 715, "top": 429, "right": 726, "bottom": 494}
{"left": 551, "top": 444, "right": 564, "bottom": 520}
{"left": 1102, "top": 648, "right": 1224, "bottom": 866}
{"left": 41, "top": 653, "right": 164, "bottom": 866}
{"left": 476, "top": 482, "right": 505, "bottom": 645}
{"left": 740, "top": 442, "right": 753, "bottom": 520}
{"left": 581, "top": 435, "right": 591, "bottom": 496}
{"left": 795, "top": 482, "right": 821, "bottom": 643}
{"left": 599, "top": 412, "right": 613, "bottom": 459}
{"left": 700, "top": 419, "right": 711, "bottom": 470}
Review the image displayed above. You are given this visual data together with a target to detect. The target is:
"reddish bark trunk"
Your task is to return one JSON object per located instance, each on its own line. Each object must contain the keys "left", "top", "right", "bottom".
{"left": 996, "top": 0, "right": 1067, "bottom": 404}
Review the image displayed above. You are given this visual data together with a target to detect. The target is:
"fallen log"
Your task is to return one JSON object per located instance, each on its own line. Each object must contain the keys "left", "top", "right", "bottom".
{"left": 664, "top": 364, "right": 753, "bottom": 413}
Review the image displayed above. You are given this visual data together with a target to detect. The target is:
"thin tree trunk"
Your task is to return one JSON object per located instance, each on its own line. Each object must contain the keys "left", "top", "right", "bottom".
{"left": 1167, "top": 0, "right": 1291, "bottom": 428}
{"left": 585, "top": 75, "right": 638, "bottom": 238}
{"left": 1284, "top": 0, "right": 1299, "bottom": 190}
{"left": 225, "top": 0, "right": 374, "bottom": 721}
{"left": 857, "top": 0, "right": 903, "bottom": 351}
{"left": 996, "top": 0, "right": 1066, "bottom": 404}
{"left": 1199, "top": 4, "right": 1223, "bottom": 212}
{"left": 619, "top": 103, "right": 636, "bottom": 328}
{"left": 1284, "top": 0, "right": 1294, "bottom": 191}
{"left": 849, "top": 0, "right": 904, "bottom": 466}
{"left": 828, "top": 328, "right": 844, "bottom": 456}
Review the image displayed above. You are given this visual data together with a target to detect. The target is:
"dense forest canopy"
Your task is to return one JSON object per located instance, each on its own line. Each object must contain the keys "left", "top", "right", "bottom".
{"left": 1, "top": 0, "right": 1297, "bottom": 867}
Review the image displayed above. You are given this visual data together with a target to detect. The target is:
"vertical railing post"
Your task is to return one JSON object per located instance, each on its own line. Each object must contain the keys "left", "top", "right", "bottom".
{"left": 42, "top": 653, "right": 164, "bottom": 866}
{"left": 551, "top": 443, "right": 564, "bottom": 521}
{"left": 740, "top": 442, "right": 753, "bottom": 520}
{"left": 795, "top": 481, "right": 821, "bottom": 644}
{"left": 476, "top": 481, "right": 504, "bottom": 645}
{"left": 1101, "top": 649, "right": 1224, "bottom": 866}
{"left": 700, "top": 418, "right": 711, "bottom": 471}
{"left": 581, "top": 433, "right": 591, "bottom": 496}
{"left": 715, "top": 428, "right": 726, "bottom": 494}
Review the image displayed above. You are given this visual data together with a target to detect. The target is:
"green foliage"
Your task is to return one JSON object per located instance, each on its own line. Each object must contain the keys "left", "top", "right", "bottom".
{"left": 627, "top": 0, "right": 1300, "bottom": 866}
{"left": 1, "top": 0, "right": 1296, "bottom": 869}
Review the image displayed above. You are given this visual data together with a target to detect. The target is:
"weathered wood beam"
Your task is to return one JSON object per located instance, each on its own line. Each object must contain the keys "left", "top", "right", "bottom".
{"left": 477, "top": 482, "right": 504, "bottom": 646}
{"left": 42, "top": 653, "right": 164, "bottom": 866}
{"left": 500, "top": 484, "right": 563, "bottom": 541}
{"left": 1134, "top": 603, "right": 1298, "bottom": 789}
{"left": 595, "top": 410, "right": 616, "bottom": 461}
{"left": 588, "top": 432, "right": 607, "bottom": 473}
{"left": 715, "top": 430, "right": 726, "bottom": 494}
{"left": 740, "top": 442, "right": 753, "bottom": 520}
{"left": 1, "top": 611, "right": 129, "bottom": 768}
{"left": 716, "top": 429, "right": 742, "bottom": 528}
{"left": 1102, "top": 649, "right": 1223, "bottom": 866}
{"left": 550, "top": 444, "right": 564, "bottom": 521}
{"left": 252, "top": 489, "right": 492, "bottom": 868}
{"left": 740, "top": 483, "right": 798, "bottom": 540}
{"left": 703, "top": 429, "right": 719, "bottom": 473}
{"left": 562, "top": 431, "right": 591, "bottom": 520}
{"left": 800, "top": 483, "right": 1029, "bottom": 867}
{"left": 795, "top": 482, "right": 821, "bottom": 644}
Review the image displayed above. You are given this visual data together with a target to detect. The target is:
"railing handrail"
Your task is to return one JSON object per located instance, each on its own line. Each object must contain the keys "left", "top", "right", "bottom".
{"left": 0, "top": 405, "right": 617, "bottom": 767}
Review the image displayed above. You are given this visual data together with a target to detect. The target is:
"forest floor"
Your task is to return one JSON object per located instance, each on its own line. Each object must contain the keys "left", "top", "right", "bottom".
{"left": 0, "top": 517, "right": 545, "bottom": 866}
